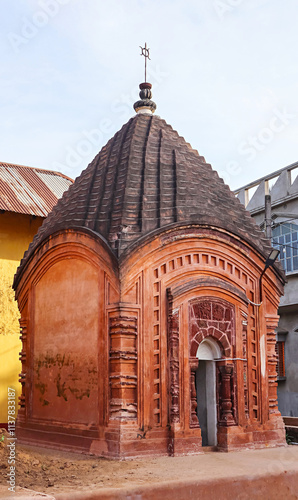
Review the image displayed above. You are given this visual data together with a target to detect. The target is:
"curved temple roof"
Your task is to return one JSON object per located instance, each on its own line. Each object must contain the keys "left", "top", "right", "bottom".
{"left": 14, "top": 114, "right": 278, "bottom": 285}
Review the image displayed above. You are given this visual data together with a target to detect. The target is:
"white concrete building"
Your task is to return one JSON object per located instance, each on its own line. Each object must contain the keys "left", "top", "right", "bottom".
{"left": 235, "top": 161, "right": 298, "bottom": 417}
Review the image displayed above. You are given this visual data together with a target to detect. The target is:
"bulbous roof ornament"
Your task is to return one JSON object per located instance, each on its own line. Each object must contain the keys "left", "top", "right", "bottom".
{"left": 133, "top": 82, "right": 157, "bottom": 115}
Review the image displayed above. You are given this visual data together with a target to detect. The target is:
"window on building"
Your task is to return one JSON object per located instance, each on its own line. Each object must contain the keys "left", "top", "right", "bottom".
{"left": 275, "top": 341, "right": 286, "bottom": 379}
{"left": 272, "top": 222, "right": 298, "bottom": 273}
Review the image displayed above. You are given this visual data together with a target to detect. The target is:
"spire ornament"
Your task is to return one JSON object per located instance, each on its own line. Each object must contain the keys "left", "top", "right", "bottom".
{"left": 133, "top": 42, "right": 157, "bottom": 115}
{"left": 140, "top": 43, "right": 151, "bottom": 83}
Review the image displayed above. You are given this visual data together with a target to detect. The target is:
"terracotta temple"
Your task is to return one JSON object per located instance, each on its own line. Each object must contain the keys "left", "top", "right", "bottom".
{"left": 14, "top": 80, "right": 286, "bottom": 458}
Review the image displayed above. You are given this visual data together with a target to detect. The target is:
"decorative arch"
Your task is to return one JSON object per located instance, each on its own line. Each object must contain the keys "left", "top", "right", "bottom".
{"left": 189, "top": 297, "right": 235, "bottom": 358}
{"left": 191, "top": 329, "right": 231, "bottom": 357}
{"left": 189, "top": 297, "right": 236, "bottom": 428}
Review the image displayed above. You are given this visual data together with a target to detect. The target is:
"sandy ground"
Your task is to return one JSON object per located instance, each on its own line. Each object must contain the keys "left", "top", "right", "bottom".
{"left": 1, "top": 428, "right": 298, "bottom": 499}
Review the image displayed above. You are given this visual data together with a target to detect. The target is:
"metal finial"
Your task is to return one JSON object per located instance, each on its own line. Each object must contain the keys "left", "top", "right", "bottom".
{"left": 134, "top": 43, "right": 156, "bottom": 115}
{"left": 140, "top": 43, "right": 151, "bottom": 83}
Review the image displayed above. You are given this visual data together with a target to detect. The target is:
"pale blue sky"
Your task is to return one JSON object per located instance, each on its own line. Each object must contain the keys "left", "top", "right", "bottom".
{"left": 1, "top": 0, "right": 297, "bottom": 189}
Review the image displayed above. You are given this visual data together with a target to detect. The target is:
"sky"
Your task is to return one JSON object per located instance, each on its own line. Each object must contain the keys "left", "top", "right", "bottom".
{"left": 1, "top": 0, "right": 298, "bottom": 190}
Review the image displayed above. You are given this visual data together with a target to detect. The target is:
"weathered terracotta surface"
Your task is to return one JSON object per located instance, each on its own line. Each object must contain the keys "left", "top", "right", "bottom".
{"left": 14, "top": 225, "right": 286, "bottom": 458}
{"left": 14, "top": 114, "right": 286, "bottom": 458}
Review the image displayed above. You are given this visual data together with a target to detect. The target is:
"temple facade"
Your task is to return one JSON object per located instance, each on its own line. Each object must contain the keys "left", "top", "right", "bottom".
{"left": 14, "top": 83, "right": 286, "bottom": 458}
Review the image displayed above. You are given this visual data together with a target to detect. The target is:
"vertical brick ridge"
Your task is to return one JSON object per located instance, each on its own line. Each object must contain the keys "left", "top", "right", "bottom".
{"left": 91, "top": 135, "right": 118, "bottom": 234}
{"left": 111, "top": 115, "right": 152, "bottom": 242}
{"left": 106, "top": 118, "right": 136, "bottom": 241}
{"left": 82, "top": 153, "right": 104, "bottom": 226}
{"left": 157, "top": 129, "right": 162, "bottom": 229}
{"left": 174, "top": 149, "right": 187, "bottom": 223}
{"left": 140, "top": 118, "right": 160, "bottom": 233}
{"left": 93, "top": 120, "right": 132, "bottom": 236}
{"left": 138, "top": 116, "right": 153, "bottom": 231}
{"left": 159, "top": 137, "right": 177, "bottom": 227}
{"left": 172, "top": 149, "right": 178, "bottom": 223}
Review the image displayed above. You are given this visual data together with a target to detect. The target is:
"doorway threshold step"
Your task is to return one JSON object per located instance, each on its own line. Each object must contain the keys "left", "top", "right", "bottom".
{"left": 202, "top": 446, "right": 218, "bottom": 452}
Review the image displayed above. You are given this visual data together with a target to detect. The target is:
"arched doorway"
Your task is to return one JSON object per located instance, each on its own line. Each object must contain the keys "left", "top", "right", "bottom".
{"left": 196, "top": 338, "right": 221, "bottom": 447}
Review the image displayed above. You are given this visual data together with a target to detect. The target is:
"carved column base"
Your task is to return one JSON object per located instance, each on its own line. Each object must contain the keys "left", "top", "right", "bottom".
{"left": 189, "top": 357, "right": 199, "bottom": 428}
{"left": 218, "top": 365, "right": 236, "bottom": 426}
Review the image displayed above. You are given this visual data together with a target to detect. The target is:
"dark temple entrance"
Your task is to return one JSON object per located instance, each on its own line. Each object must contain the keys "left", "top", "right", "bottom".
{"left": 196, "top": 339, "right": 220, "bottom": 447}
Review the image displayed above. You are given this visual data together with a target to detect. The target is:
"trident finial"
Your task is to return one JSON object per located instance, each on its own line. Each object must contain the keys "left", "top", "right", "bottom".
{"left": 134, "top": 43, "right": 156, "bottom": 115}
{"left": 140, "top": 42, "right": 151, "bottom": 83}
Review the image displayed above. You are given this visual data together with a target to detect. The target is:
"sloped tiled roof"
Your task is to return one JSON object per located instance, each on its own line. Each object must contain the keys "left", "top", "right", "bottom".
{"left": 0, "top": 162, "right": 73, "bottom": 217}
{"left": 15, "top": 114, "right": 277, "bottom": 284}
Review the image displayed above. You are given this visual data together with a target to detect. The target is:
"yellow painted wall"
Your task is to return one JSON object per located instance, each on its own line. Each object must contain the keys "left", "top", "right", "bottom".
{"left": 0, "top": 212, "right": 43, "bottom": 424}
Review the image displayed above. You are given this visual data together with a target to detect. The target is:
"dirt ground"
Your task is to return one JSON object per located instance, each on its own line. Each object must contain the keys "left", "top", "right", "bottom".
{"left": 1, "top": 428, "right": 298, "bottom": 499}
{"left": 0, "top": 429, "right": 158, "bottom": 496}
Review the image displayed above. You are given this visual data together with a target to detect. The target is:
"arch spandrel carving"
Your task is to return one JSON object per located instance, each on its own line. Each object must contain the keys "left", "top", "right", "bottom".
{"left": 189, "top": 297, "right": 235, "bottom": 358}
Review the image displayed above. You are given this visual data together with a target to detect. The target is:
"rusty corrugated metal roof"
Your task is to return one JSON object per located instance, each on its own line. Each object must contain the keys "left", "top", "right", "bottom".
{"left": 0, "top": 162, "right": 73, "bottom": 217}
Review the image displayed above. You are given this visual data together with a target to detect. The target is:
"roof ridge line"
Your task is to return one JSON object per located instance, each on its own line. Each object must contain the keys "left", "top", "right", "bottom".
{"left": 106, "top": 117, "right": 136, "bottom": 239}
{"left": 139, "top": 115, "right": 153, "bottom": 232}
{"left": 0, "top": 161, "right": 74, "bottom": 182}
